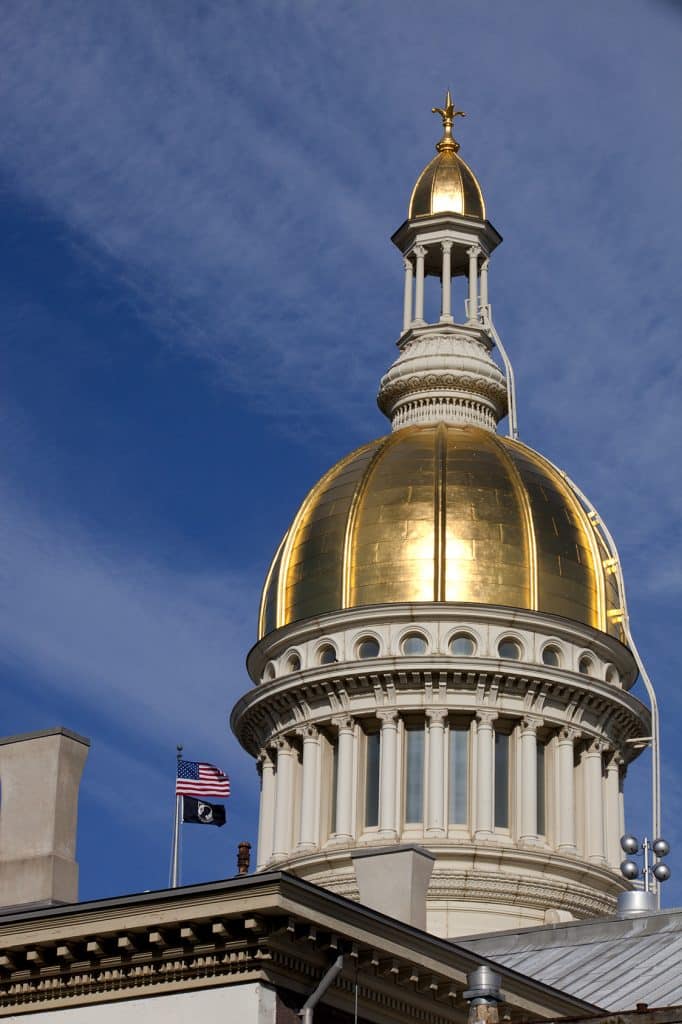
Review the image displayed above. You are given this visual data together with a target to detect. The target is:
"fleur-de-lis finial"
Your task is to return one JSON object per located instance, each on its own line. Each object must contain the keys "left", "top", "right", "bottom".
{"left": 432, "top": 89, "right": 466, "bottom": 153}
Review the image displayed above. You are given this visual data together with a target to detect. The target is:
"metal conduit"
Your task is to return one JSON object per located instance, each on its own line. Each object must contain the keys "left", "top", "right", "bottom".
{"left": 299, "top": 954, "right": 345, "bottom": 1024}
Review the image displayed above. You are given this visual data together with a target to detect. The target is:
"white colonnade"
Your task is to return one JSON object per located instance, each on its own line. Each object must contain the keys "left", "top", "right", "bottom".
{"left": 401, "top": 242, "right": 485, "bottom": 331}
{"left": 259, "top": 712, "right": 623, "bottom": 872}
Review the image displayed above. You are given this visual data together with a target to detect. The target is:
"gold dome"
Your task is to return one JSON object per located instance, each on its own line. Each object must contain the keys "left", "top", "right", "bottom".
{"left": 408, "top": 91, "right": 486, "bottom": 220}
{"left": 259, "top": 425, "right": 622, "bottom": 640}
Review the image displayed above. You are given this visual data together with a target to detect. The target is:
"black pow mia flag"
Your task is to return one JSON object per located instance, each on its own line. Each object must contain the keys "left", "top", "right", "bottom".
{"left": 182, "top": 796, "right": 226, "bottom": 827}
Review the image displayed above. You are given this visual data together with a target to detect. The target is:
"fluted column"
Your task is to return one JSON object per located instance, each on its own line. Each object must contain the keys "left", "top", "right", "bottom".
{"left": 402, "top": 257, "right": 414, "bottom": 332}
{"left": 519, "top": 717, "right": 540, "bottom": 844}
{"left": 377, "top": 710, "right": 399, "bottom": 838}
{"left": 604, "top": 750, "right": 623, "bottom": 869}
{"left": 467, "top": 245, "right": 480, "bottom": 324}
{"left": 272, "top": 737, "right": 296, "bottom": 860}
{"left": 296, "top": 725, "right": 320, "bottom": 850}
{"left": 413, "top": 246, "right": 427, "bottom": 325}
{"left": 332, "top": 715, "right": 355, "bottom": 840}
{"left": 479, "top": 257, "right": 489, "bottom": 314}
{"left": 582, "top": 739, "right": 606, "bottom": 864}
{"left": 256, "top": 749, "right": 276, "bottom": 870}
{"left": 557, "top": 727, "right": 578, "bottom": 853}
{"left": 426, "top": 709, "right": 447, "bottom": 835}
{"left": 475, "top": 712, "right": 497, "bottom": 839}
{"left": 440, "top": 241, "right": 453, "bottom": 323}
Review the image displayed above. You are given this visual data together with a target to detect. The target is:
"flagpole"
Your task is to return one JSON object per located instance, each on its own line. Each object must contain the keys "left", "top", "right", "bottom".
{"left": 170, "top": 744, "right": 183, "bottom": 889}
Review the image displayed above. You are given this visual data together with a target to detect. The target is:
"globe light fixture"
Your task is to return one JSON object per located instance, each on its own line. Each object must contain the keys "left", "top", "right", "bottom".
{"left": 620, "top": 835, "right": 640, "bottom": 856}
{"left": 620, "top": 834, "right": 671, "bottom": 893}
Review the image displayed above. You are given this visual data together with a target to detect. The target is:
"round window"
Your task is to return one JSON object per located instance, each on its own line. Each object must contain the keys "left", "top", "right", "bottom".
{"left": 542, "top": 646, "right": 561, "bottom": 667}
{"left": 606, "top": 664, "right": 620, "bottom": 685}
{"left": 579, "top": 656, "right": 594, "bottom": 676}
{"left": 287, "top": 653, "right": 301, "bottom": 673}
{"left": 450, "top": 634, "right": 476, "bottom": 656}
{"left": 357, "top": 637, "right": 380, "bottom": 659}
{"left": 318, "top": 644, "right": 337, "bottom": 665}
{"left": 402, "top": 633, "right": 427, "bottom": 655}
{"left": 262, "top": 662, "right": 276, "bottom": 682}
{"left": 498, "top": 639, "right": 521, "bottom": 660}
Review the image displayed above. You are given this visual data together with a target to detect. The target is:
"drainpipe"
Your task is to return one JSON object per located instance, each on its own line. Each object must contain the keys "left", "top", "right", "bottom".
{"left": 300, "top": 954, "right": 344, "bottom": 1024}
{"left": 464, "top": 966, "right": 504, "bottom": 1024}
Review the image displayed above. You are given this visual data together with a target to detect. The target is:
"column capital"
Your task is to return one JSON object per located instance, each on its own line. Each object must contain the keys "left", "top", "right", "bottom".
{"left": 403, "top": 256, "right": 414, "bottom": 272}
{"left": 331, "top": 714, "right": 355, "bottom": 733}
{"left": 426, "top": 707, "right": 448, "bottom": 725}
{"left": 376, "top": 709, "right": 399, "bottom": 726}
{"left": 558, "top": 725, "right": 581, "bottom": 744}
{"left": 272, "top": 735, "right": 294, "bottom": 753}
{"left": 413, "top": 245, "right": 427, "bottom": 259}
{"left": 295, "top": 724, "right": 320, "bottom": 741}
{"left": 476, "top": 710, "right": 498, "bottom": 728}
{"left": 441, "top": 239, "right": 453, "bottom": 254}
{"left": 583, "top": 737, "right": 607, "bottom": 757}
{"left": 257, "top": 748, "right": 276, "bottom": 770}
{"left": 467, "top": 244, "right": 482, "bottom": 260}
{"left": 520, "top": 715, "right": 542, "bottom": 736}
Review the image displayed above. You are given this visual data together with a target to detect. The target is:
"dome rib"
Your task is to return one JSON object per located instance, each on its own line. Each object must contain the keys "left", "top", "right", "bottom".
{"left": 341, "top": 435, "right": 393, "bottom": 608}
{"left": 490, "top": 432, "right": 538, "bottom": 612}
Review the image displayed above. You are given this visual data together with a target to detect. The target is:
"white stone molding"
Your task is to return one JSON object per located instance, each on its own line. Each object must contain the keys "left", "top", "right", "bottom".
{"left": 426, "top": 708, "right": 448, "bottom": 835}
{"left": 256, "top": 749, "right": 276, "bottom": 869}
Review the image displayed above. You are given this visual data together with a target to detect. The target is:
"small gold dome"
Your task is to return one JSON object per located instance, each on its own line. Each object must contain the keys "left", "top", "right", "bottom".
{"left": 408, "top": 91, "right": 485, "bottom": 220}
{"left": 259, "top": 425, "right": 622, "bottom": 640}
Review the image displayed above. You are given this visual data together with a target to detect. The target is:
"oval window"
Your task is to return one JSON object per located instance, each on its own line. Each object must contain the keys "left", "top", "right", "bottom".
{"left": 357, "top": 637, "right": 380, "bottom": 659}
{"left": 402, "top": 633, "right": 427, "bottom": 655}
{"left": 542, "top": 646, "right": 561, "bottom": 667}
{"left": 606, "top": 665, "right": 620, "bottom": 685}
{"left": 318, "top": 644, "right": 337, "bottom": 665}
{"left": 498, "top": 639, "right": 521, "bottom": 660}
{"left": 450, "top": 634, "right": 476, "bottom": 656}
{"left": 287, "top": 653, "right": 301, "bottom": 673}
{"left": 579, "top": 655, "right": 594, "bottom": 676}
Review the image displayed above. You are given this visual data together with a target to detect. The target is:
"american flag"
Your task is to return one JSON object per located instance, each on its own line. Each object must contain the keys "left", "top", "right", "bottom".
{"left": 176, "top": 759, "right": 230, "bottom": 797}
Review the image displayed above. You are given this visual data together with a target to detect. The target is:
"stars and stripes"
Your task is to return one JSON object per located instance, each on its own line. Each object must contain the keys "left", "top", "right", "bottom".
{"left": 176, "top": 759, "right": 230, "bottom": 797}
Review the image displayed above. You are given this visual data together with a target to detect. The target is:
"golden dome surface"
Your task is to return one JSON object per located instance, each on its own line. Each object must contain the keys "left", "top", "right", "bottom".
{"left": 259, "top": 425, "right": 621, "bottom": 640}
{"left": 408, "top": 91, "right": 486, "bottom": 220}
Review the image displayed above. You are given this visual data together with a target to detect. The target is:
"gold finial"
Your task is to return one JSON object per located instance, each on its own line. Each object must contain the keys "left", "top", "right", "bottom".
{"left": 432, "top": 89, "right": 466, "bottom": 153}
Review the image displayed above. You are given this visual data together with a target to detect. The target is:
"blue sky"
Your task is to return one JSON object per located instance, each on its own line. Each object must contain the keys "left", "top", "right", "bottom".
{"left": 1, "top": 0, "right": 681, "bottom": 904}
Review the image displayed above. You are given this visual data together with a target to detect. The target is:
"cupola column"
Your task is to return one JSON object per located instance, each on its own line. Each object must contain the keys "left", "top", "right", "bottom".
{"left": 402, "top": 257, "right": 414, "bottom": 332}
{"left": 480, "top": 257, "right": 489, "bottom": 314}
{"left": 467, "top": 246, "right": 480, "bottom": 325}
{"left": 440, "top": 241, "right": 453, "bottom": 323}
{"left": 582, "top": 740, "right": 606, "bottom": 864}
{"left": 604, "top": 751, "right": 623, "bottom": 869}
{"left": 519, "top": 717, "right": 540, "bottom": 844}
{"left": 377, "top": 710, "right": 399, "bottom": 838}
{"left": 426, "top": 709, "right": 448, "bottom": 835}
{"left": 332, "top": 716, "right": 356, "bottom": 840}
{"left": 296, "top": 725, "right": 320, "bottom": 850}
{"left": 256, "top": 749, "right": 276, "bottom": 869}
{"left": 556, "top": 728, "right": 578, "bottom": 853}
{"left": 272, "top": 737, "right": 296, "bottom": 860}
{"left": 475, "top": 712, "right": 497, "bottom": 839}
{"left": 413, "top": 247, "right": 427, "bottom": 325}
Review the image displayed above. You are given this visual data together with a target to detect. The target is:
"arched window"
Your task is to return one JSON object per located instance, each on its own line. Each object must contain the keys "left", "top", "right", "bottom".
{"left": 450, "top": 633, "right": 476, "bottom": 656}
{"left": 542, "top": 645, "right": 561, "bottom": 667}
{"left": 579, "top": 655, "right": 594, "bottom": 676}
{"left": 498, "top": 638, "right": 521, "bottom": 660}
{"left": 286, "top": 653, "right": 301, "bottom": 673}
{"left": 357, "top": 637, "right": 380, "bottom": 659}
{"left": 402, "top": 633, "right": 427, "bottom": 656}
{"left": 318, "top": 644, "right": 337, "bottom": 666}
